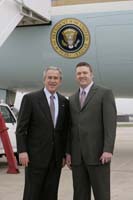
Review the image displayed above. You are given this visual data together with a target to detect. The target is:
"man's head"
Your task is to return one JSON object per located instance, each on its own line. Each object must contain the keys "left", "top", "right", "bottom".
{"left": 43, "top": 66, "right": 62, "bottom": 94}
{"left": 75, "top": 62, "right": 93, "bottom": 88}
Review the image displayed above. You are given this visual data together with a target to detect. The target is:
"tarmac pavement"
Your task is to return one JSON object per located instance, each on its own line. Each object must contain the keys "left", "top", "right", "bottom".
{"left": 0, "top": 126, "right": 133, "bottom": 200}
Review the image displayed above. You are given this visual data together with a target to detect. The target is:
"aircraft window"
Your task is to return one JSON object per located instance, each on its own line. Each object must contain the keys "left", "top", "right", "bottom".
{"left": 0, "top": 106, "right": 16, "bottom": 123}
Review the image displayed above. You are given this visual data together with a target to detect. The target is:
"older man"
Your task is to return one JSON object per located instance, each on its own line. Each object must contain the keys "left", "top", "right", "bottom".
{"left": 16, "top": 66, "right": 69, "bottom": 200}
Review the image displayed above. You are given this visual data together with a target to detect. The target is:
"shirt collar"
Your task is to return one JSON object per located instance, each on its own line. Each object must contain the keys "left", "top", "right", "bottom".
{"left": 80, "top": 81, "right": 94, "bottom": 95}
{"left": 44, "top": 88, "right": 57, "bottom": 99}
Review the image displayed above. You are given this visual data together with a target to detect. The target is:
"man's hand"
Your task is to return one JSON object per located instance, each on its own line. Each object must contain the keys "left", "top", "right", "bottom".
{"left": 100, "top": 152, "right": 113, "bottom": 164}
{"left": 66, "top": 154, "right": 72, "bottom": 169}
{"left": 19, "top": 152, "right": 29, "bottom": 167}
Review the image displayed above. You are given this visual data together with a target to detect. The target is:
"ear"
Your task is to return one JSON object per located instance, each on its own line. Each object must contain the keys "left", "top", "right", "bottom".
{"left": 58, "top": 78, "right": 62, "bottom": 86}
{"left": 91, "top": 72, "right": 94, "bottom": 79}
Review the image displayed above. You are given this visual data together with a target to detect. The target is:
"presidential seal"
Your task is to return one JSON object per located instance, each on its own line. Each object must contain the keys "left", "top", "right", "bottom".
{"left": 50, "top": 18, "right": 90, "bottom": 58}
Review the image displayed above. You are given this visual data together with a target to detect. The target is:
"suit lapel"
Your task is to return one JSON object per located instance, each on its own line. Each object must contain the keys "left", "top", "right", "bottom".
{"left": 38, "top": 89, "right": 52, "bottom": 123}
{"left": 55, "top": 93, "right": 64, "bottom": 128}
{"left": 74, "top": 89, "right": 81, "bottom": 110}
{"left": 82, "top": 84, "right": 97, "bottom": 109}
{"left": 73, "top": 85, "right": 98, "bottom": 111}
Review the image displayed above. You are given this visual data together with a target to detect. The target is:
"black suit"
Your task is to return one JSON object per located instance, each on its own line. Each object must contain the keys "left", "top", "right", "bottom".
{"left": 16, "top": 89, "right": 69, "bottom": 200}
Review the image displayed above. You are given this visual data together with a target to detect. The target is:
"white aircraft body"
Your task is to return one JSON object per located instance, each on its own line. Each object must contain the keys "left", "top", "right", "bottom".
{"left": 0, "top": 0, "right": 133, "bottom": 104}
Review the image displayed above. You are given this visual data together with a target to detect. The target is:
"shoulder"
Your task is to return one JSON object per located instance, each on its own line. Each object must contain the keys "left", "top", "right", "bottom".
{"left": 69, "top": 90, "right": 79, "bottom": 100}
{"left": 94, "top": 85, "right": 115, "bottom": 103}
{"left": 23, "top": 89, "right": 43, "bottom": 101}
{"left": 57, "top": 93, "right": 68, "bottom": 102}
{"left": 57, "top": 93, "right": 69, "bottom": 112}
{"left": 94, "top": 84, "right": 113, "bottom": 94}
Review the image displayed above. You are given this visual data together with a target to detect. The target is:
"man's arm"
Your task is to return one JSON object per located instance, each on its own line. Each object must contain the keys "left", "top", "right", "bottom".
{"left": 100, "top": 89, "right": 117, "bottom": 163}
{"left": 66, "top": 100, "right": 72, "bottom": 169}
{"left": 16, "top": 94, "right": 32, "bottom": 166}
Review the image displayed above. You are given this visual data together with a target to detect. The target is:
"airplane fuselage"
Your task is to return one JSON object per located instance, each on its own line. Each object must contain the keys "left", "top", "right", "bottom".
{"left": 0, "top": 1, "right": 133, "bottom": 98}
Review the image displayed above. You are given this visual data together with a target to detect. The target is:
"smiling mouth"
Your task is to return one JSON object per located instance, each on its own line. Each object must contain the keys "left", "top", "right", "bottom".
{"left": 80, "top": 79, "right": 87, "bottom": 81}
{"left": 49, "top": 84, "right": 56, "bottom": 86}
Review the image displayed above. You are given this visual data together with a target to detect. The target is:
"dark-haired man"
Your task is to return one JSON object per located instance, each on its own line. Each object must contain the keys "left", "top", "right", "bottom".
{"left": 66, "top": 62, "right": 117, "bottom": 200}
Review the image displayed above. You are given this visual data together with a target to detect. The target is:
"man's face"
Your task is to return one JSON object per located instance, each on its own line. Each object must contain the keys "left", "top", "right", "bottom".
{"left": 76, "top": 66, "right": 93, "bottom": 88}
{"left": 44, "top": 70, "right": 62, "bottom": 93}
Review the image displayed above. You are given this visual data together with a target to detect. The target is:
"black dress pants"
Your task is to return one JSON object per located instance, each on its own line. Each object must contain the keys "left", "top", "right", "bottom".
{"left": 23, "top": 153, "right": 62, "bottom": 200}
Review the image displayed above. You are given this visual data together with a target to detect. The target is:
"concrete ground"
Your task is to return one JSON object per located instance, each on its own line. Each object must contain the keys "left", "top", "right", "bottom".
{"left": 0, "top": 126, "right": 133, "bottom": 200}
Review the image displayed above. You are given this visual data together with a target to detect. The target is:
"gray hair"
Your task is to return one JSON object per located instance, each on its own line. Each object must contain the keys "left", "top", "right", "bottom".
{"left": 43, "top": 66, "right": 63, "bottom": 80}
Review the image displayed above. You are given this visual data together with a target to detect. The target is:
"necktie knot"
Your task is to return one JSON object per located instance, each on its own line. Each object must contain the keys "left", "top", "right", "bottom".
{"left": 81, "top": 90, "right": 86, "bottom": 96}
{"left": 50, "top": 95, "right": 55, "bottom": 100}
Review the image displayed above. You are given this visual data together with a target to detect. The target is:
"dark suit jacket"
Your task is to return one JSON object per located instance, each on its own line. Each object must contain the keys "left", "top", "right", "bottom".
{"left": 16, "top": 89, "right": 69, "bottom": 168}
{"left": 68, "top": 84, "right": 117, "bottom": 165}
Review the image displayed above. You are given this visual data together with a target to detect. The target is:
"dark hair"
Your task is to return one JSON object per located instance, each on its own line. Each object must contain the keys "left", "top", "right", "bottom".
{"left": 76, "top": 62, "right": 93, "bottom": 72}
